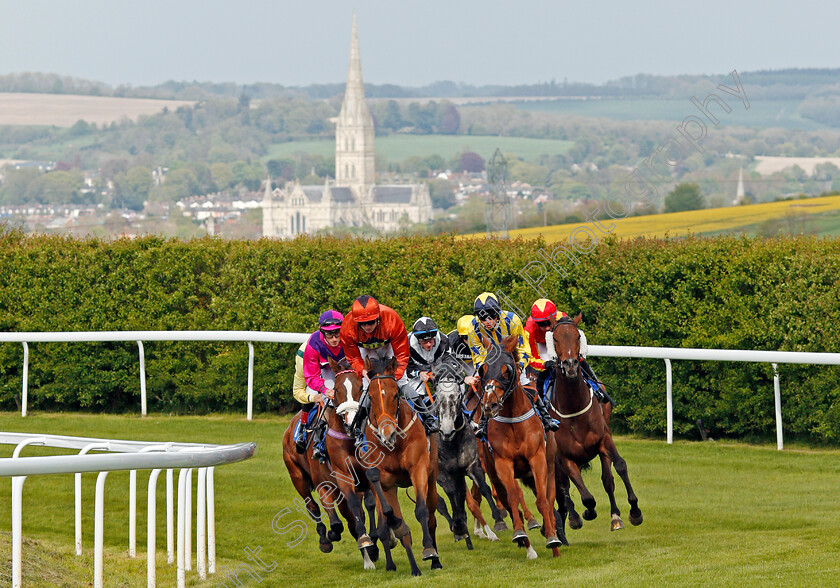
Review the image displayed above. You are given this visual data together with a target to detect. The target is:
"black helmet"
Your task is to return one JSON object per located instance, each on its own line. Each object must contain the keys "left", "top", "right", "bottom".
{"left": 412, "top": 316, "right": 439, "bottom": 340}
{"left": 474, "top": 292, "right": 501, "bottom": 321}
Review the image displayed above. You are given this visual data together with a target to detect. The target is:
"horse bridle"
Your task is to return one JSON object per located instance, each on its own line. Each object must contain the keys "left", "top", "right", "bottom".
{"left": 479, "top": 349, "right": 518, "bottom": 416}
{"left": 436, "top": 374, "right": 468, "bottom": 432}
{"left": 332, "top": 367, "right": 360, "bottom": 434}
{"left": 367, "top": 373, "right": 400, "bottom": 431}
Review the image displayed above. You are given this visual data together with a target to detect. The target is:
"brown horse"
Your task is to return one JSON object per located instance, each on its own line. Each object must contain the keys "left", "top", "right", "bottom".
{"left": 477, "top": 335, "right": 561, "bottom": 559}
{"left": 319, "top": 357, "right": 385, "bottom": 569}
{"left": 282, "top": 403, "right": 355, "bottom": 554}
{"left": 362, "top": 356, "right": 441, "bottom": 576}
{"left": 547, "top": 313, "right": 643, "bottom": 535}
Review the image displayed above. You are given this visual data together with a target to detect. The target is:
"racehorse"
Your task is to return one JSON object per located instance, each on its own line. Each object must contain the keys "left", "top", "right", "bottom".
{"left": 362, "top": 356, "right": 441, "bottom": 576}
{"left": 546, "top": 313, "right": 643, "bottom": 535}
{"left": 319, "top": 357, "right": 385, "bottom": 569}
{"left": 282, "top": 401, "right": 357, "bottom": 554}
{"left": 477, "top": 335, "right": 561, "bottom": 559}
{"left": 434, "top": 362, "right": 505, "bottom": 548}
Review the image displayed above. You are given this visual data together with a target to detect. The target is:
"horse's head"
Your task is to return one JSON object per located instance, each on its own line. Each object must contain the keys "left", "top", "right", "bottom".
{"left": 435, "top": 371, "right": 464, "bottom": 442}
{"left": 329, "top": 357, "right": 363, "bottom": 430}
{"left": 550, "top": 312, "right": 583, "bottom": 379}
{"left": 365, "top": 356, "right": 401, "bottom": 446}
{"left": 478, "top": 334, "right": 519, "bottom": 418}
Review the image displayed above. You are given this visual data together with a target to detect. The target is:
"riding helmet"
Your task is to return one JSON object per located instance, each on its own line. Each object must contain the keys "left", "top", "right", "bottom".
{"left": 456, "top": 315, "right": 474, "bottom": 336}
{"left": 474, "top": 292, "right": 501, "bottom": 319}
{"left": 531, "top": 299, "right": 557, "bottom": 321}
{"left": 412, "top": 316, "right": 438, "bottom": 340}
{"left": 351, "top": 295, "right": 380, "bottom": 323}
{"left": 318, "top": 309, "right": 344, "bottom": 331}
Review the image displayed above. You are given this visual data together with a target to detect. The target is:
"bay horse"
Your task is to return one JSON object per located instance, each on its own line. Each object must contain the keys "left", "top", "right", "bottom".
{"left": 546, "top": 313, "right": 643, "bottom": 535}
{"left": 362, "top": 356, "right": 441, "bottom": 576}
{"left": 434, "top": 364, "right": 505, "bottom": 548}
{"left": 282, "top": 403, "right": 355, "bottom": 554}
{"left": 317, "top": 357, "right": 386, "bottom": 569}
{"left": 477, "top": 335, "right": 561, "bottom": 559}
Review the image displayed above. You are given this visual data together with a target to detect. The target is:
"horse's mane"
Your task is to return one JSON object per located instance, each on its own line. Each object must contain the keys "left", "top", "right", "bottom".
{"left": 367, "top": 356, "right": 393, "bottom": 377}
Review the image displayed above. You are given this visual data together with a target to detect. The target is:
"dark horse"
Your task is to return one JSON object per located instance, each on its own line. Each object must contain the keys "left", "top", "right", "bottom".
{"left": 477, "top": 335, "right": 561, "bottom": 559}
{"left": 547, "top": 313, "right": 643, "bottom": 535}
{"left": 363, "top": 356, "right": 441, "bottom": 576}
{"left": 434, "top": 358, "right": 505, "bottom": 549}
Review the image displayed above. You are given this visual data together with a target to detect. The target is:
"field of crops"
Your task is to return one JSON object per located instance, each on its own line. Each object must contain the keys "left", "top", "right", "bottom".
{"left": 509, "top": 194, "right": 840, "bottom": 242}
{"left": 513, "top": 98, "right": 824, "bottom": 131}
{"left": 0, "top": 93, "right": 193, "bottom": 127}
{"left": 2, "top": 413, "right": 839, "bottom": 587}
{"left": 263, "top": 135, "right": 573, "bottom": 164}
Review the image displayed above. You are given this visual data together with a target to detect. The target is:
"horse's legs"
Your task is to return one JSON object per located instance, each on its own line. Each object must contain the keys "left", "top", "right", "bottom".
{"left": 282, "top": 445, "right": 331, "bottom": 553}
{"left": 603, "top": 433, "right": 643, "bottom": 525}
{"left": 408, "top": 463, "right": 439, "bottom": 563}
{"left": 493, "top": 458, "right": 525, "bottom": 539}
{"left": 557, "top": 465, "right": 582, "bottom": 530}
{"left": 435, "top": 468, "right": 459, "bottom": 533}
{"left": 561, "top": 456, "right": 597, "bottom": 520}
{"left": 386, "top": 486, "right": 423, "bottom": 576}
{"left": 516, "top": 478, "right": 540, "bottom": 530}
{"left": 526, "top": 449, "right": 561, "bottom": 551}
{"left": 468, "top": 462, "right": 505, "bottom": 526}
{"left": 361, "top": 490, "right": 381, "bottom": 561}
{"left": 365, "top": 470, "right": 398, "bottom": 573}
{"left": 425, "top": 474, "right": 443, "bottom": 569}
{"left": 340, "top": 486, "right": 375, "bottom": 567}
{"left": 314, "top": 479, "right": 345, "bottom": 543}
{"left": 597, "top": 442, "right": 623, "bottom": 531}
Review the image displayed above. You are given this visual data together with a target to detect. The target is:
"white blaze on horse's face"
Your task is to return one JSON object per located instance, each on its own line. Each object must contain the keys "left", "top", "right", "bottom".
{"left": 342, "top": 377, "right": 357, "bottom": 425}
{"left": 436, "top": 380, "right": 459, "bottom": 438}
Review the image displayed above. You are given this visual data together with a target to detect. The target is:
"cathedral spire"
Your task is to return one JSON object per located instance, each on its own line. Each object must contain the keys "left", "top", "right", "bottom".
{"left": 346, "top": 12, "right": 365, "bottom": 105}
{"left": 336, "top": 13, "right": 375, "bottom": 191}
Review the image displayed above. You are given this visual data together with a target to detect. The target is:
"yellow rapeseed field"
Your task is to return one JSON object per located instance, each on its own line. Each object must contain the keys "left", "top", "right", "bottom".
{"left": 506, "top": 194, "right": 840, "bottom": 242}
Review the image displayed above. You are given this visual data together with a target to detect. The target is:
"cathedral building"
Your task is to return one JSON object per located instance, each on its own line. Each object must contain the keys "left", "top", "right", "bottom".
{"left": 262, "top": 16, "right": 432, "bottom": 238}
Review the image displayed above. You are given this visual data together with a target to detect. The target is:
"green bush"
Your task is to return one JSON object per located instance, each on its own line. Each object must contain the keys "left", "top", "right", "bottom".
{"left": 1, "top": 230, "right": 839, "bottom": 444}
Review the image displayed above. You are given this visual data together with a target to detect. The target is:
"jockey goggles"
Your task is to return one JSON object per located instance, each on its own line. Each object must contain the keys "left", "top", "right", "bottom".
{"left": 535, "top": 319, "right": 551, "bottom": 328}
{"left": 415, "top": 329, "right": 438, "bottom": 341}
{"left": 319, "top": 318, "right": 342, "bottom": 331}
{"left": 476, "top": 309, "right": 500, "bottom": 321}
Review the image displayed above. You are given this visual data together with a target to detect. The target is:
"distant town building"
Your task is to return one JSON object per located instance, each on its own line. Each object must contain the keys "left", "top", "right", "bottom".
{"left": 262, "top": 15, "right": 432, "bottom": 238}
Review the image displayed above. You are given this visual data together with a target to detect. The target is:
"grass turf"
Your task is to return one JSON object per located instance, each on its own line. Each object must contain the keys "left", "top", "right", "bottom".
{"left": 0, "top": 412, "right": 838, "bottom": 587}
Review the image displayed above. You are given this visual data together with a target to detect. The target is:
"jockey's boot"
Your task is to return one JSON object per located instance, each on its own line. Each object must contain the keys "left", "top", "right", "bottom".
{"left": 310, "top": 420, "right": 328, "bottom": 463}
{"left": 350, "top": 407, "right": 369, "bottom": 449}
{"left": 534, "top": 394, "right": 561, "bottom": 432}
{"left": 580, "top": 359, "right": 615, "bottom": 406}
{"left": 419, "top": 397, "right": 440, "bottom": 434}
{"left": 294, "top": 413, "right": 309, "bottom": 454}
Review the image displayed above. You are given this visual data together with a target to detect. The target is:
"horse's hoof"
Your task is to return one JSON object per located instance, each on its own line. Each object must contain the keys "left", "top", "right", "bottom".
{"left": 629, "top": 509, "right": 643, "bottom": 526}
{"left": 494, "top": 521, "right": 509, "bottom": 533}
{"left": 327, "top": 529, "right": 341, "bottom": 542}
{"left": 512, "top": 529, "right": 527, "bottom": 543}
{"left": 422, "top": 547, "right": 439, "bottom": 560}
{"left": 526, "top": 545, "right": 538, "bottom": 559}
{"left": 466, "top": 537, "right": 474, "bottom": 550}
{"left": 583, "top": 509, "right": 597, "bottom": 521}
{"left": 527, "top": 518, "right": 540, "bottom": 531}
{"left": 569, "top": 513, "right": 583, "bottom": 530}
{"left": 454, "top": 532, "right": 468, "bottom": 542}
{"left": 357, "top": 534, "right": 374, "bottom": 549}
{"left": 386, "top": 562, "right": 397, "bottom": 572}
{"left": 412, "top": 569, "right": 422, "bottom": 577}
{"left": 560, "top": 534, "right": 569, "bottom": 546}
{"left": 611, "top": 514, "right": 625, "bottom": 531}
{"left": 367, "top": 543, "right": 380, "bottom": 562}
{"left": 431, "top": 558, "right": 443, "bottom": 569}
{"left": 389, "top": 529, "right": 399, "bottom": 549}
{"left": 319, "top": 541, "right": 333, "bottom": 553}
{"left": 546, "top": 536, "right": 561, "bottom": 549}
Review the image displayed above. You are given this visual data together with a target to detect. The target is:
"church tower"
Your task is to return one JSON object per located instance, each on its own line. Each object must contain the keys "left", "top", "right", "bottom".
{"left": 335, "top": 13, "right": 375, "bottom": 195}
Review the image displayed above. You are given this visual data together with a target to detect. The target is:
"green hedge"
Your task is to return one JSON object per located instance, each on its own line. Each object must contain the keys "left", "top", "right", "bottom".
{"left": 1, "top": 230, "right": 839, "bottom": 444}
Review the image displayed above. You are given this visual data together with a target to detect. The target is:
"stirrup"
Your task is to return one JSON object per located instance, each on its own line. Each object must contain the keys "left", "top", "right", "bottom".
{"left": 312, "top": 444, "right": 327, "bottom": 463}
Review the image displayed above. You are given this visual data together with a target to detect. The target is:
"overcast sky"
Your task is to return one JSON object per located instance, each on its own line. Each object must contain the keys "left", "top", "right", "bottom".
{"left": 2, "top": 0, "right": 839, "bottom": 88}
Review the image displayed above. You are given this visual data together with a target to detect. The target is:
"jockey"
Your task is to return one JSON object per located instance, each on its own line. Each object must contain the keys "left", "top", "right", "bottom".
{"left": 399, "top": 316, "right": 446, "bottom": 434}
{"left": 295, "top": 309, "right": 346, "bottom": 461}
{"left": 468, "top": 292, "right": 560, "bottom": 438}
{"left": 339, "top": 294, "right": 411, "bottom": 447}
{"left": 446, "top": 315, "right": 477, "bottom": 379}
{"left": 526, "top": 298, "right": 612, "bottom": 406}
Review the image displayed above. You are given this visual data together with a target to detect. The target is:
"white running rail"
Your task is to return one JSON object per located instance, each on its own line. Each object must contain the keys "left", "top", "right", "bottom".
{"left": 0, "top": 331, "right": 308, "bottom": 420}
{"left": 588, "top": 344, "right": 840, "bottom": 450}
{"left": 0, "top": 432, "right": 256, "bottom": 588}
{"left": 3, "top": 331, "right": 839, "bottom": 447}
